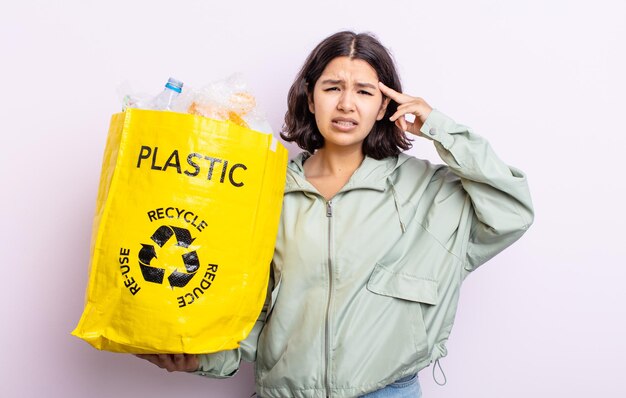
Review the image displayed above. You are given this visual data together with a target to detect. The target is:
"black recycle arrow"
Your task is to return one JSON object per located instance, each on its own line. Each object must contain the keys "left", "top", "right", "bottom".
{"left": 168, "top": 250, "right": 200, "bottom": 288}
{"left": 151, "top": 226, "right": 195, "bottom": 248}
{"left": 139, "top": 243, "right": 157, "bottom": 264}
{"left": 138, "top": 243, "right": 164, "bottom": 284}
{"left": 139, "top": 225, "right": 200, "bottom": 288}
{"left": 182, "top": 251, "right": 200, "bottom": 272}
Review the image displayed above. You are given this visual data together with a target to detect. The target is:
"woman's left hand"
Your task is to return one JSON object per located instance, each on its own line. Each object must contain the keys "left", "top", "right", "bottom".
{"left": 378, "top": 82, "right": 433, "bottom": 136}
{"left": 135, "top": 353, "right": 199, "bottom": 372}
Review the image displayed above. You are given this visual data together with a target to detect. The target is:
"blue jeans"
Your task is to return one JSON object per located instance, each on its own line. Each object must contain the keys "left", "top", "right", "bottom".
{"left": 257, "top": 374, "right": 422, "bottom": 398}
{"left": 360, "top": 374, "right": 422, "bottom": 398}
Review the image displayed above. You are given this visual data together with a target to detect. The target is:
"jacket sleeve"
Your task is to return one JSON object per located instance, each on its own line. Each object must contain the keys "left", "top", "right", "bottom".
{"left": 419, "top": 109, "right": 534, "bottom": 273}
{"left": 192, "top": 268, "right": 275, "bottom": 378}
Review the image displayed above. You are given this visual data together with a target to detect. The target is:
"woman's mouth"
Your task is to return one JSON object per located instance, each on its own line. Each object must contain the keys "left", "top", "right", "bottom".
{"left": 332, "top": 118, "right": 358, "bottom": 131}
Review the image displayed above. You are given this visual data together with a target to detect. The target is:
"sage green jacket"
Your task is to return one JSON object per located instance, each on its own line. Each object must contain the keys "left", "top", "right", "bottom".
{"left": 195, "top": 109, "right": 534, "bottom": 397}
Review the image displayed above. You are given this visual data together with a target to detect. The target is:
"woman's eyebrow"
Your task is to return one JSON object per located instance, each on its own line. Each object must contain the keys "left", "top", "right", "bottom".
{"left": 320, "top": 79, "right": 377, "bottom": 90}
{"left": 320, "top": 79, "right": 344, "bottom": 85}
{"left": 355, "top": 82, "right": 377, "bottom": 90}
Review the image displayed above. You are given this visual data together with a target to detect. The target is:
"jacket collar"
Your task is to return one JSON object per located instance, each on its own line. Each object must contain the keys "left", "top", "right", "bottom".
{"left": 284, "top": 152, "right": 411, "bottom": 195}
{"left": 284, "top": 152, "right": 417, "bottom": 234}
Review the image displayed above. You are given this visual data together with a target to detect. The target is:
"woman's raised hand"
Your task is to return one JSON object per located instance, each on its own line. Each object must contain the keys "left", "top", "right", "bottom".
{"left": 135, "top": 353, "right": 200, "bottom": 372}
{"left": 378, "top": 82, "right": 433, "bottom": 136}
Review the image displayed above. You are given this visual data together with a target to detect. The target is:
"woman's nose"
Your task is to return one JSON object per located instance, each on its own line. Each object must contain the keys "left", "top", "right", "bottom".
{"left": 337, "top": 91, "right": 355, "bottom": 112}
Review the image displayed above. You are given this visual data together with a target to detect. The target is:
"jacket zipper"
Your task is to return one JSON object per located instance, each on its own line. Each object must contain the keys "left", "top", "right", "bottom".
{"left": 324, "top": 200, "right": 333, "bottom": 397}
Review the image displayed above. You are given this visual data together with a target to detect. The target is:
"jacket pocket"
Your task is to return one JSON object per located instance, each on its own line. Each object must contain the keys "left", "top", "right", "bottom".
{"left": 366, "top": 263, "right": 438, "bottom": 305}
{"left": 366, "top": 263, "right": 438, "bottom": 361}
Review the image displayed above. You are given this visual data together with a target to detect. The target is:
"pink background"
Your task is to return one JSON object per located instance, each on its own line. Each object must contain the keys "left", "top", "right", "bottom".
{"left": 1, "top": 1, "right": 624, "bottom": 396}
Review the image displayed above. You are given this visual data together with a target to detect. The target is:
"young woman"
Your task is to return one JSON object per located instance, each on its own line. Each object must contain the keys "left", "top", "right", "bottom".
{"left": 137, "top": 31, "right": 534, "bottom": 398}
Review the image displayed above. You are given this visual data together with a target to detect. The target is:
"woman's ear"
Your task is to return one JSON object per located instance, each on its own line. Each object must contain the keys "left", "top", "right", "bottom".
{"left": 308, "top": 92, "right": 315, "bottom": 114}
{"left": 376, "top": 97, "right": 390, "bottom": 121}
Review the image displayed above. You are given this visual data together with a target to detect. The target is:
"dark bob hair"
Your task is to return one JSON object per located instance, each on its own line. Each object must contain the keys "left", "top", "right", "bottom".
{"left": 281, "top": 31, "right": 412, "bottom": 159}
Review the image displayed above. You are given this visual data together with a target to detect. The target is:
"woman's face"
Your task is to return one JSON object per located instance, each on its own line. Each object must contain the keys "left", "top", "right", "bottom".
{"left": 308, "top": 56, "right": 389, "bottom": 152}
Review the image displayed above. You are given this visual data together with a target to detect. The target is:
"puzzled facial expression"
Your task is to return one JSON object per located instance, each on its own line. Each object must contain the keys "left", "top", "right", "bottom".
{"left": 308, "top": 57, "right": 389, "bottom": 151}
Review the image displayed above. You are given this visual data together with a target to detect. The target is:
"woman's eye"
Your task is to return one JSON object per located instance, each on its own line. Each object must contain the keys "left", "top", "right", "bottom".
{"left": 324, "top": 87, "right": 340, "bottom": 92}
{"left": 359, "top": 90, "right": 373, "bottom": 96}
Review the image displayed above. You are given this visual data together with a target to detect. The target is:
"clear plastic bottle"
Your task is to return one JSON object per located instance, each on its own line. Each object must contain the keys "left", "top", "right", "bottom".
{"left": 150, "top": 77, "right": 184, "bottom": 110}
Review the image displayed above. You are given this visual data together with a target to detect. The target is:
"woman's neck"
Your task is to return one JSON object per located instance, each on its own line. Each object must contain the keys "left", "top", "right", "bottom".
{"left": 304, "top": 146, "right": 364, "bottom": 179}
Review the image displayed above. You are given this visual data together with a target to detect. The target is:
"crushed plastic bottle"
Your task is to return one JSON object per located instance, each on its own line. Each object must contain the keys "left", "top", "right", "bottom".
{"left": 150, "top": 77, "right": 184, "bottom": 111}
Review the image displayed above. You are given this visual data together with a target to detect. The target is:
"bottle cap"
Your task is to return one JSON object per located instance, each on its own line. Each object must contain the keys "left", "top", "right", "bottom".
{"left": 165, "top": 77, "right": 183, "bottom": 93}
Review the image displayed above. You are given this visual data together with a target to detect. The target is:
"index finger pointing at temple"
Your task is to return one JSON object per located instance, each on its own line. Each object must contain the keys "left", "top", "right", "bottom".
{"left": 378, "top": 82, "right": 411, "bottom": 104}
